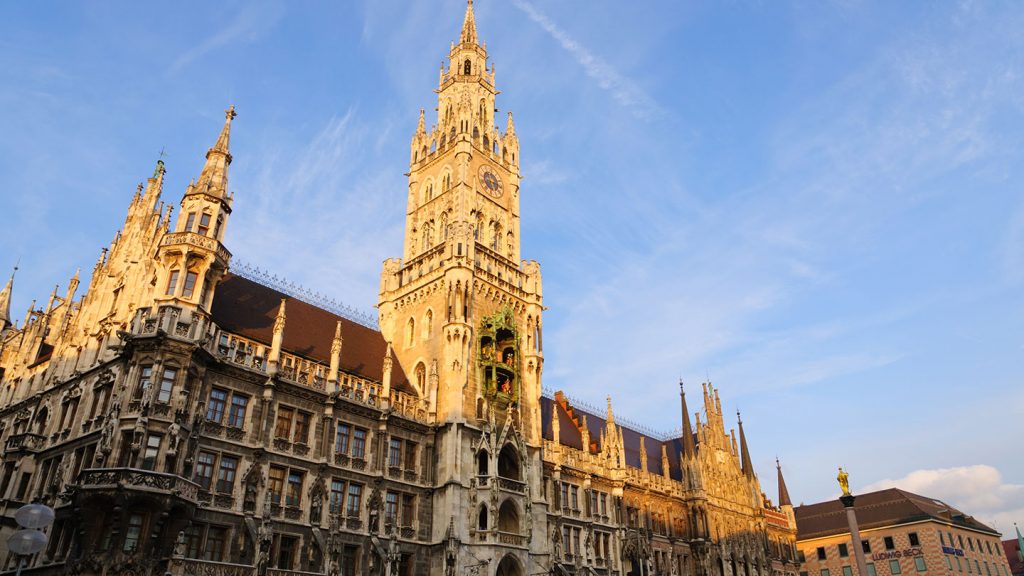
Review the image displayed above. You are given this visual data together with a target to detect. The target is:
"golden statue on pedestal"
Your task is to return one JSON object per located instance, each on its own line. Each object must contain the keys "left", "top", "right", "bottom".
{"left": 837, "top": 466, "right": 851, "bottom": 497}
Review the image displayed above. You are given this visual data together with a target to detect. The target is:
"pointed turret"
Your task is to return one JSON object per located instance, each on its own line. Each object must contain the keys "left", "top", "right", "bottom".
{"left": 267, "top": 298, "right": 286, "bottom": 377}
{"left": 506, "top": 111, "right": 516, "bottom": 136}
{"left": 194, "top": 105, "right": 236, "bottom": 199}
{"left": 460, "top": 0, "right": 478, "bottom": 46}
{"left": 738, "top": 410, "right": 754, "bottom": 479}
{"left": 639, "top": 435, "right": 648, "bottom": 472}
{"left": 606, "top": 395, "right": 615, "bottom": 426}
{"left": 417, "top": 109, "right": 426, "bottom": 136}
{"left": 776, "top": 458, "right": 792, "bottom": 507}
{"left": 381, "top": 341, "right": 393, "bottom": 408}
{"left": 327, "top": 321, "right": 343, "bottom": 390}
{"left": 0, "top": 266, "right": 16, "bottom": 330}
{"left": 679, "top": 379, "right": 696, "bottom": 458}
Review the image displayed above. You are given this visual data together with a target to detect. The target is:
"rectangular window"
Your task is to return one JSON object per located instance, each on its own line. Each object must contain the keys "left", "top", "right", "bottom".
{"left": 277, "top": 535, "right": 296, "bottom": 570}
{"left": 821, "top": 570, "right": 830, "bottom": 576}
{"left": 909, "top": 532, "right": 920, "bottom": 547}
{"left": 336, "top": 423, "right": 350, "bottom": 454}
{"left": 401, "top": 493, "right": 415, "bottom": 527}
{"left": 268, "top": 466, "right": 285, "bottom": 505}
{"left": 216, "top": 455, "right": 237, "bottom": 493}
{"left": 986, "top": 541, "right": 992, "bottom": 554}
{"left": 195, "top": 452, "right": 215, "bottom": 490}
{"left": 560, "top": 483, "right": 570, "bottom": 509}
{"left": 330, "top": 479, "right": 344, "bottom": 514}
{"left": 123, "top": 513, "right": 144, "bottom": 552}
{"left": 867, "top": 564, "right": 877, "bottom": 576}
{"left": 915, "top": 558, "right": 926, "bottom": 572}
{"left": 404, "top": 441, "right": 418, "bottom": 471}
{"left": 184, "top": 524, "right": 202, "bottom": 559}
{"left": 204, "top": 526, "right": 226, "bottom": 561}
{"left": 293, "top": 411, "right": 310, "bottom": 444}
{"left": 157, "top": 367, "right": 177, "bottom": 403}
{"left": 286, "top": 471, "right": 303, "bottom": 506}
{"left": 141, "top": 434, "right": 162, "bottom": 470}
{"left": 136, "top": 366, "right": 153, "bottom": 400}
{"left": 590, "top": 491, "right": 599, "bottom": 516}
{"left": 352, "top": 428, "right": 366, "bottom": 458}
{"left": 207, "top": 388, "right": 228, "bottom": 422}
{"left": 960, "top": 535, "right": 965, "bottom": 549}
{"left": 166, "top": 270, "right": 180, "bottom": 296}
{"left": 389, "top": 438, "right": 402, "bottom": 468}
{"left": 839, "top": 543, "right": 849, "bottom": 558}
{"left": 385, "top": 492, "right": 399, "bottom": 524}
{"left": 184, "top": 212, "right": 196, "bottom": 232}
{"left": 227, "top": 394, "right": 248, "bottom": 427}
{"left": 842, "top": 567, "right": 853, "bottom": 576}
{"left": 863, "top": 540, "right": 872, "bottom": 554}
{"left": 275, "top": 406, "right": 294, "bottom": 439}
{"left": 941, "top": 532, "right": 947, "bottom": 546}
{"left": 346, "top": 483, "right": 362, "bottom": 516}
{"left": 571, "top": 485, "right": 579, "bottom": 509}
{"left": 817, "top": 547, "right": 827, "bottom": 560}
{"left": 890, "top": 560, "right": 902, "bottom": 575}
{"left": 947, "top": 557, "right": 954, "bottom": 570}
{"left": 956, "top": 557, "right": 961, "bottom": 572}
{"left": 197, "top": 213, "right": 211, "bottom": 236}
{"left": 884, "top": 536, "right": 895, "bottom": 551}
{"left": 182, "top": 272, "right": 198, "bottom": 298}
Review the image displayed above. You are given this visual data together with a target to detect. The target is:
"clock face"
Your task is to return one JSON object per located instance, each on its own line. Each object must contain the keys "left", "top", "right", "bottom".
{"left": 478, "top": 165, "right": 503, "bottom": 198}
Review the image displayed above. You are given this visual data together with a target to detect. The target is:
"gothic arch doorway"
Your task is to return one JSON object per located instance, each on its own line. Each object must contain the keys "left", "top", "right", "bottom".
{"left": 495, "top": 554, "right": 522, "bottom": 576}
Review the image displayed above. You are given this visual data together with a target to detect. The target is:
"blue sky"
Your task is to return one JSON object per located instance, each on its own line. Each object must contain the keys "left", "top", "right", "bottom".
{"left": 1, "top": 1, "right": 1022, "bottom": 534}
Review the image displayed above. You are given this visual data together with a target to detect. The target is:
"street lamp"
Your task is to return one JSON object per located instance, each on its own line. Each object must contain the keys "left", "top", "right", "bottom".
{"left": 6, "top": 503, "right": 55, "bottom": 576}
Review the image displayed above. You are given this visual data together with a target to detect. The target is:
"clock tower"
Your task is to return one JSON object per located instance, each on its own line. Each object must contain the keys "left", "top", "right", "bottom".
{"left": 377, "top": 0, "right": 547, "bottom": 567}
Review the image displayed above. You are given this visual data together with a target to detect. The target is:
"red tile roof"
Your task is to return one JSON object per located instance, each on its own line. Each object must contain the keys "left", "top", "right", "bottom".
{"left": 211, "top": 274, "right": 411, "bottom": 393}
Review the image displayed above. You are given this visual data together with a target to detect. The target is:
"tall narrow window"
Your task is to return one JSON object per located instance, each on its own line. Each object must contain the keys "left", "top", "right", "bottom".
{"left": 141, "top": 434, "right": 162, "bottom": 470}
{"left": 182, "top": 271, "right": 199, "bottom": 298}
{"left": 330, "top": 480, "right": 345, "bottom": 514}
{"left": 385, "top": 492, "right": 399, "bottom": 524}
{"left": 135, "top": 366, "right": 153, "bottom": 400}
{"left": 293, "top": 411, "right": 310, "bottom": 444}
{"left": 216, "top": 455, "right": 237, "bottom": 493}
{"left": 184, "top": 212, "right": 196, "bottom": 232}
{"left": 197, "top": 213, "right": 211, "bottom": 236}
{"left": 464, "top": 59, "right": 471, "bottom": 75}
{"left": 166, "top": 270, "right": 180, "bottom": 296}
{"left": 286, "top": 471, "right": 303, "bottom": 506}
{"left": 157, "top": 367, "right": 177, "bottom": 403}
{"left": 389, "top": 438, "right": 402, "bottom": 468}
{"left": 194, "top": 452, "right": 215, "bottom": 490}
{"left": 227, "top": 395, "right": 248, "bottom": 427}
{"left": 206, "top": 389, "right": 227, "bottom": 422}
{"left": 275, "top": 406, "right": 294, "bottom": 439}
{"left": 123, "top": 513, "right": 144, "bottom": 552}
{"left": 204, "top": 527, "right": 226, "bottom": 561}
{"left": 352, "top": 428, "right": 367, "bottom": 458}
{"left": 346, "top": 483, "right": 362, "bottom": 516}
{"left": 268, "top": 466, "right": 285, "bottom": 505}
{"left": 336, "top": 423, "right": 350, "bottom": 455}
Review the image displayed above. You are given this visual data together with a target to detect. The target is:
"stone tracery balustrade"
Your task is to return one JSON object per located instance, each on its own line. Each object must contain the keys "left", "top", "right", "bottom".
{"left": 5, "top": 432, "right": 47, "bottom": 453}
{"left": 78, "top": 467, "right": 200, "bottom": 503}
{"left": 168, "top": 558, "right": 254, "bottom": 576}
{"left": 160, "top": 231, "right": 232, "bottom": 263}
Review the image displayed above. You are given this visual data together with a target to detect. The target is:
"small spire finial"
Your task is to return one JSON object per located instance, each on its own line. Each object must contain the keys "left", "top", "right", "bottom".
{"left": 226, "top": 104, "right": 237, "bottom": 120}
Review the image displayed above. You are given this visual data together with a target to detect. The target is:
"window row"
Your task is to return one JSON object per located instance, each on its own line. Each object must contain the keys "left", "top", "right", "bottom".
{"left": 388, "top": 437, "right": 419, "bottom": 471}
{"left": 134, "top": 365, "right": 179, "bottom": 403}
{"left": 194, "top": 451, "right": 239, "bottom": 493}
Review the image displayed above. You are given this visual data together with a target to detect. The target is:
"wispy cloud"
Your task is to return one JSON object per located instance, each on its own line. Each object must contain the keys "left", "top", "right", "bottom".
{"left": 510, "top": 0, "right": 662, "bottom": 121}
{"left": 864, "top": 465, "right": 1024, "bottom": 536}
{"left": 168, "top": 3, "right": 285, "bottom": 75}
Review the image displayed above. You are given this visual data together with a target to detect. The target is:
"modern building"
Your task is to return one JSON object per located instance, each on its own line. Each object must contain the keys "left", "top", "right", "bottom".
{"left": 0, "top": 3, "right": 798, "bottom": 576}
{"left": 795, "top": 489, "right": 1011, "bottom": 576}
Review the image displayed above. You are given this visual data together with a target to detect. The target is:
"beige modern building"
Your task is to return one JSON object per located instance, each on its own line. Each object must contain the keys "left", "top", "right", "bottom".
{"left": 795, "top": 489, "right": 1011, "bottom": 576}
{"left": 0, "top": 3, "right": 797, "bottom": 576}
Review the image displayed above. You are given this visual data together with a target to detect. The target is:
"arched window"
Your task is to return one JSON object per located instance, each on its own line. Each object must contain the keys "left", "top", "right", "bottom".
{"left": 473, "top": 126, "right": 480, "bottom": 140}
{"left": 498, "top": 444, "right": 521, "bottom": 480}
{"left": 491, "top": 223, "right": 501, "bottom": 251}
{"left": 423, "top": 310, "right": 433, "bottom": 339}
{"left": 430, "top": 140, "right": 437, "bottom": 153}
{"left": 440, "top": 212, "right": 449, "bottom": 241}
{"left": 478, "top": 505, "right": 488, "bottom": 531}
{"left": 477, "top": 450, "right": 489, "bottom": 476}
{"left": 33, "top": 407, "right": 48, "bottom": 435}
{"left": 497, "top": 499, "right": 519, "bottom": 533}
{"left": 449, "top": 126, "right": 456, "bottom": 142}
{"left": 439, "top": 134, "right": 446, "bottom": 149}
{"left": 464, "top": 59, "right": 472, "bottom": 75}
{"left": 406, "top": 317, "right": 416, "bottom": 347}
{"left": 442, "top": 174, "right": 450, "bottom": 191}
{"left": 483, "top": 135, "right": 489, "bottom": 151}
{"left": 414, "top": 362, "right": 426, "bottom": 394}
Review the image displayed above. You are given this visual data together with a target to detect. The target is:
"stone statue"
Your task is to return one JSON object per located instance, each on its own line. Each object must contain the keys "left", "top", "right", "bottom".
{"left": 173, "top": 530, "right": 187, "bottom": 558}
{"left": 167, "top": 422, "right": 181, "bottom": 453}
{"left": 837, "top": 466, "right": 851, "bottom": 497}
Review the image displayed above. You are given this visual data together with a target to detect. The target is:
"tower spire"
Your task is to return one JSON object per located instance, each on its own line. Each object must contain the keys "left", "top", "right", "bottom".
{"left": 738, "top": 410, "right": 754, "bottom": 479}
{"left": 0, "top": 264, "right": 17, "bottom": 330}
{"left": 194, "top": 105, "right": 236, "bottom": 198}
{"left": 460, "top": 0, "right": 478, "bottom": 45}
{"left": 679, "top": 379, "right": 696, "bottom": 458}
{"left": 776, "top": 457, "right": 792, "bottom": 507}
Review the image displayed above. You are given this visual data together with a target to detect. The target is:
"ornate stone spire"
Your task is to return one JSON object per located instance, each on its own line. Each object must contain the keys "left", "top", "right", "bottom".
{"left": 194, "top": 105, "right": 236, "bottom": 198}
{"left": 417, "top": 108, "right": 426, "bottom": 136}
{"left": 679, "top": 379, "right": 696, "bottom": 458}
{"left": 381, "top": 341, "right": 393, "bottom": 407}
{"left": 267, "top": 298, "right": 286, "bottom": 377}
{"left": 0, "top": 265, "right": 16, "bottom": 330}
{"left": 776, "top": 457, "right": 792, "bottom": 507}
{"left": 606, "top": 395, "right": 615, "bottom": 426}
{"left": 738, "top": 410, "right": 754, "bottom": 479}
{"left": 328, "top": 321, "right": 343, "bottom": 389}
{"left": 639, "top": 436, "right": 648, "bottom": 472}
{"left": 506, "top": 111, "right": 516, "bottom": 136}
{"left": 460, "top": 0, "right": 478, "bottom": 45}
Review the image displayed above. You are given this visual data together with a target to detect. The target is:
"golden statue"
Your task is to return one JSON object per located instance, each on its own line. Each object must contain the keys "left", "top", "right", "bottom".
{"left": 837, "top": 466, "right": 851, "bottom": 496}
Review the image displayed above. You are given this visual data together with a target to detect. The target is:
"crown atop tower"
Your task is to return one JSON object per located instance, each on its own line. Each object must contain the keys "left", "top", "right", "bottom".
{"left": 460, "top": 0, "right": 478, "bottom": 46}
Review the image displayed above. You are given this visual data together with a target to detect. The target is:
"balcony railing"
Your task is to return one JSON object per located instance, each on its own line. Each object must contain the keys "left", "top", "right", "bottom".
{"left": 5, "top": 432, "right": 47, "bottom": 453}
{"left": 77, "top": 468, "right": 200, "bottom": 503}
{"left": 498, "top": 531, "right": 527, "bottom": 547}
{"left": 498, "top": 476, "right": 526, "bottom": 493}
{"left": 168, "top": 558, "right": 254, "bottom": 576}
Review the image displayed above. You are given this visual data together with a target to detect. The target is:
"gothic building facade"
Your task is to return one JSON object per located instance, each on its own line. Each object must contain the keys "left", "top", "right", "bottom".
{"left": 0, "top": 3, "right": 798, "bottom": 576}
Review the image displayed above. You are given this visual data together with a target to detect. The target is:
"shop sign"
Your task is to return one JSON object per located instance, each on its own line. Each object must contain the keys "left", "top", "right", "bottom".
{"left": 942, "top": 547, "right": 965, "bottom": 556}
{"left": 872, "top": 548, "right": 923, "bottom": 561}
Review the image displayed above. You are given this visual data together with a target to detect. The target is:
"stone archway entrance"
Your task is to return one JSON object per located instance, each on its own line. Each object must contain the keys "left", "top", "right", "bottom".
{"left": 496, "top": 554, "right": 522, "bottom": 576}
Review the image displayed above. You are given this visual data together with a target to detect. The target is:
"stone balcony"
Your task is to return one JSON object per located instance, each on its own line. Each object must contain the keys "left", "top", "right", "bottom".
{"left": 76, "top": 467, "right": 201, "bottom": 504}
{"left": 5, "top": 432, "right": 47, "bottom": 453}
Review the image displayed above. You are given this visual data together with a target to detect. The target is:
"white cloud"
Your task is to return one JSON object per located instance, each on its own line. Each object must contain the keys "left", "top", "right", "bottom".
{"left": 168, "top": 3, "right": 285, "bottom": 75}
{"left": 863, "top": 465, "right": 1024, "bottom": 536}
{"left": 510, "top": 0, "right": 662, "bottom": 121}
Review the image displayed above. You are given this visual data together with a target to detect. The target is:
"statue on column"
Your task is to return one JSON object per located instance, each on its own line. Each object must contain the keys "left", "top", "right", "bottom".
{"left": 837, "top": 467, "right": 851, "bottom": 497}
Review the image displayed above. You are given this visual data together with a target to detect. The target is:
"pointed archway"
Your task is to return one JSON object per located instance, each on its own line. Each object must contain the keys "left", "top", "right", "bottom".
{"left": 496, "top": 554, "right": 523, "bottom": 576}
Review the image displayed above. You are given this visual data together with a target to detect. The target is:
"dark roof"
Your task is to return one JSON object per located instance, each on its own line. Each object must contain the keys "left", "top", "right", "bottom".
{"left": 1002, "top": 538, "right": 1023, "bottom": 576}
{"left": 211, "top": 274, "right": 411, "bottom": 393}
{"left": 539, "top": 394, "right": 693, "bottom": 480}
{"left": 795, "top": 488, "right": 1000, "bottom": 540}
